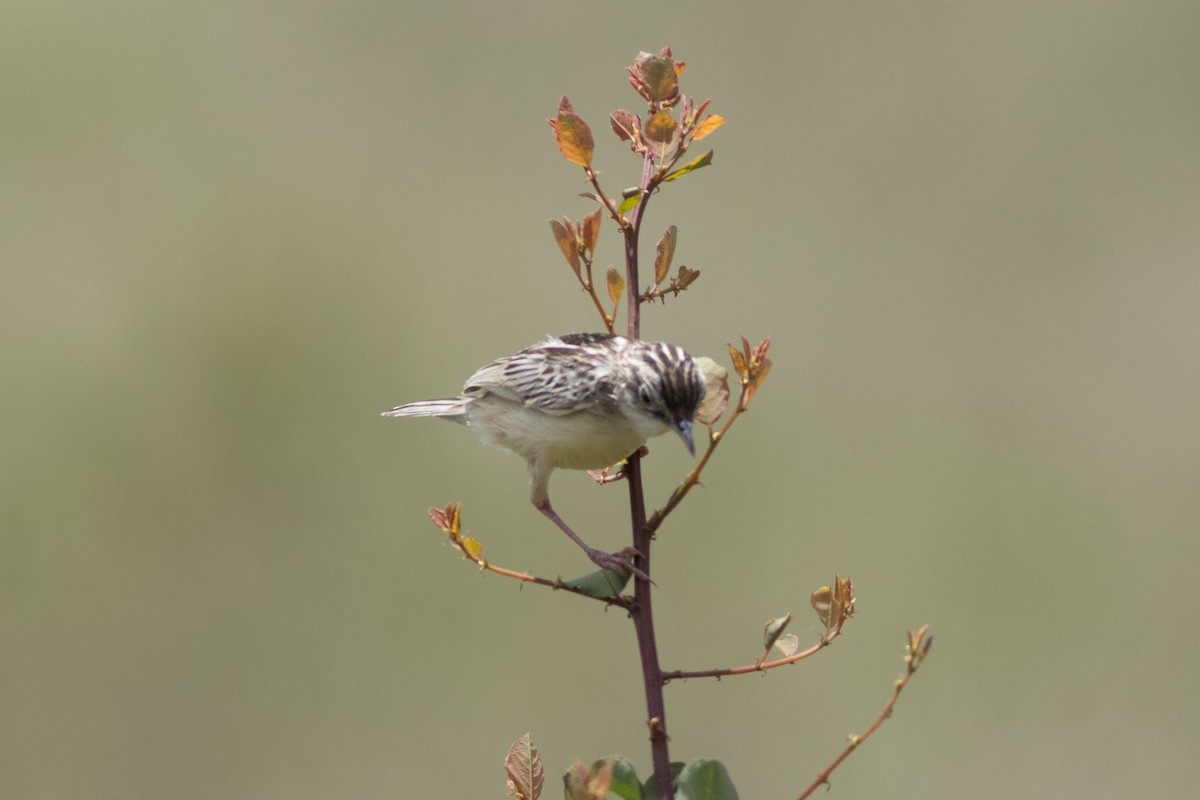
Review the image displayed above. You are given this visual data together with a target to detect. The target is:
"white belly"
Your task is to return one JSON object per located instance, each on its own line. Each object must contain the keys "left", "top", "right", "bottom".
{"left": 465, "top": 395, "right": 666, "bottom": 470}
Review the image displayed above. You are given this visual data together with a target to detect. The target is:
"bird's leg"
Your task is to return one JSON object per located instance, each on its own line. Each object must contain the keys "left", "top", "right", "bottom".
{"left": 535, "top": 499, "right": 649, "bottom": 583}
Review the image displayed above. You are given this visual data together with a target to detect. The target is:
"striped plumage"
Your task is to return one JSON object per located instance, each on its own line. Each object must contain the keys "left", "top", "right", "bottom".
{"left": 382, "top": 333, "right": 705, "bottom": 577}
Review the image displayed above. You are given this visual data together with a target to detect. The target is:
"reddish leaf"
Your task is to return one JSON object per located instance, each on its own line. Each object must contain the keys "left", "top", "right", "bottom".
{"left": 692, "top": 114, "right": 725, "bottom": 141}
{"left": 548, "top": 218, "right": 581, "bottom": 277}
{"left": 635, "top": 52, "right": 680, "bottom": 104}
{"left": 505, "top": 734, "right": 544, "bottom": 800}
{"left": 653, "top": 225, "right": 677, "bottom": 285}
{"left": 606, "top": 266, "right": 625, "bottom": 310}
{"left": 581, "top": 208, "right": 602, "bottom": 257}
{"left": 727, "top": 343, "right": 747, "bottom": 380}
{"left": 427, "top": 502, "right": 461, "bottom": 537}
{"left": 563, "top": 761, "right": 588, "bottom": 800}
{"left": 642, "top": 110, "right": 678, "bottom": 159}
{"left": 609, "top": 108, "right": 638, "bottom": 143}
{"left": 550, "top": 96, "right": 594, "bottom": 167}
{"left": 834, "top": 575, "right": 856, "bottom": 621}
{"left": 744, "top": 336, "right": 773, "bottom": 404}
{"left": 675, "top": 265, "right": 700, "bottom": 290}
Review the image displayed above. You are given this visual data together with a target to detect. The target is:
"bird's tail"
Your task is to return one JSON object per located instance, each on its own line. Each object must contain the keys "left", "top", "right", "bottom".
{"left": 381, "top": 398, "right": 468, "bottom": 420}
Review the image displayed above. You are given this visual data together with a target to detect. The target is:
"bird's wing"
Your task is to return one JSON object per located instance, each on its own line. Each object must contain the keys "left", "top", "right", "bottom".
{"left": 462, "top": 338, "right": 611, "bottom": 414}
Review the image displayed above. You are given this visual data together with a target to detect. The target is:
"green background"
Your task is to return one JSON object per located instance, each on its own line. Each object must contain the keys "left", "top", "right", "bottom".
{"left": 4, "top": 2, "right": 1198, "bottom": 797}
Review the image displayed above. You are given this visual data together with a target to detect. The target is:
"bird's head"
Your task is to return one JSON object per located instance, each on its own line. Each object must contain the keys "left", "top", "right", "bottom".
{"left": 626, "top": 342, "right": 706, "bottom": 456}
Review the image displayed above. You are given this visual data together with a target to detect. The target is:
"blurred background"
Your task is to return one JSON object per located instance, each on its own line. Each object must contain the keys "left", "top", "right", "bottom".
{"left": 3, "top": 1, "right": 1198, "bottom": 797}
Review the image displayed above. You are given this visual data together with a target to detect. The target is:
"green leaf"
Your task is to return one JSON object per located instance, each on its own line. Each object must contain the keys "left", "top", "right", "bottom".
{"left": 617, "top": 192, "right": 641, "bottom": 214}
{"left": 563, "top": 564, "right": 632, "bottom": 597}
{"left": 763, "top": 613, "right": 794, "bottom": 653}
{"left": 643, "top": 763, "right": 686, "bottom": 800}
{"left": 592, "top": 758, "right": 641, "bottom": 800}
{"left": 675, "top": 760, "right": 738, "bottom": 800}
{"left": 663, "top": 150, "right": 714, "bottom": 183}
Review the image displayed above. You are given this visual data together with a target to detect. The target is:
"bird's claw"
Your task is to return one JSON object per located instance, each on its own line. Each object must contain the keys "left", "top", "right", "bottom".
{"left": 586, "top": 546, "right": 650, "bottom": 583}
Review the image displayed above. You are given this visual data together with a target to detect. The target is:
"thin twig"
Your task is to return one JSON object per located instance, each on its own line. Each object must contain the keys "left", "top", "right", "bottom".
{"left": 646, "top": 383, "right": 750, "bottom": 536}
{"left": 796, "top": 627, "right": 932, "bottom": 800}
{"left": 467, "top": 558, "right": 632, "bottom": 608}
{"left": 662, "top": 630, "right": 841, "bottom": 682}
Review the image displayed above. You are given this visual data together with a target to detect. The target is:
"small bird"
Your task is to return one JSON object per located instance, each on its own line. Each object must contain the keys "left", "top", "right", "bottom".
{"left": 382, "top": 332, "right": 706, "bottom": 576}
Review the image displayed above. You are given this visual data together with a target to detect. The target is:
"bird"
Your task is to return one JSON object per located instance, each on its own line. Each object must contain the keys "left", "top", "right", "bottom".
{"left": 382, "top": 332, "right": 706, "bottom": 577}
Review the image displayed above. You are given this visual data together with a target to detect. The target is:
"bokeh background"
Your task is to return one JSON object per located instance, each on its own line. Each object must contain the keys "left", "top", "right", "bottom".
{"left": 4, "top": 1, "right": 1198, "bottom": 797}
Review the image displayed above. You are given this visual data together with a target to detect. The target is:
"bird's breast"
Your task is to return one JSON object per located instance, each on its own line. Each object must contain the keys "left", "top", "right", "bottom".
{"left": 464, "top": 396, "right": 667, "bottom": 470}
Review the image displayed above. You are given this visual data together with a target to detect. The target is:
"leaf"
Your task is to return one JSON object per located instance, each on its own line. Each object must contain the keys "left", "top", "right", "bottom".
{"left": 459, "top": 536, "right": 482, "bottom": 560}
{"left": 642, "top": 763, "right": 686, "bottom": 800}
{"left": 746, "top": 355, "right": 771, "bottom": 400}
{"left": 810, "top": 585, "right": 834, "bottom": 629}
{"left": 654, "top": 225, "right": 677, "bottom": 285}
{"left": 674, "top": 265, "right": 700, "bottom": 291}
{"left": 549, "top": 218, "right": 581, "bottom": 277}
{"left": 618, "top": 192, "right": 641, "bottom": 214}
{"left": 592, "top": 758, "right": 642, "bottom": 800}
{"left": 427, "top": 503, "right": 459, "bottom": 536}
{"left": 730, "top": 336, "right": 772, "bottom": 409}
{"left": 562, "top": 563, "right": 632, "bottom": 598}
{"left": 774, "top": 633, "right": 800, "bottom": 657}
{"left": 811, "top": 575, "right": 855, "bottom": 633}
{"left": 907, "top": 624, "right": 933, "bottom": 669}
{"left": 727, "top": 343, "right": 747, "bottom": 380}
{"left": 582, "top": 208, "right": 602, "bottom": 258}
{"left": 610, "top": 108, "right": 639, "bottom": 143}
{"left": 763, "top": 613, "right": 794, "bottom": 653}
{"left": 587, "top": 761, "right": 613, "bottom": 800}
{"left": 674, "top": 759, "right": 738, "bottom": 800}
{"left": 636, "top": 53, "right": 680, "bottom": 104}
{"left": 834, "top": 574, "right": 856, "bottom": 622}
{"left": 505, "top": 733, "right": 544, "bottom": 800}
{"left": 693, "top": 357, "right": 729, "bottom": 426}
{"left": 551, "top": 96, "right": 594, "bottom": 167}
{"left": 642, "top": 110, "right": 679, "bottom": 160}
{"left": 662, "top": 150, "right": 714, "bottom": 183}
{"left": 563, "top": 760, "right": 588, "bottom": 800}
{"left": 607, "top": 266, "right": 625, "bottom": 309}
{"left": 692, "top": 114, "right": 725, "bottom": 141}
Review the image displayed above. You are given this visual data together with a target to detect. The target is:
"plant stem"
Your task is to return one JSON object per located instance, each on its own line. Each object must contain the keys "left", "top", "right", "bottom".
{"left": 625, "top": 455, "right": 673, "bottom": 799}
{"left": 624, "top": 152, "right": 673, "bottom": 799}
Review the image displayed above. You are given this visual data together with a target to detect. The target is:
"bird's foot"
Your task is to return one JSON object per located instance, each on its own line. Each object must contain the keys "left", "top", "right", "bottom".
{"left": 585, "top": 545, "right": 650, "bottom": 583}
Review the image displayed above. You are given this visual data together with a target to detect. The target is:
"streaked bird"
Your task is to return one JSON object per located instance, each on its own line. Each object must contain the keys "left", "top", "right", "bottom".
{"left": 382, "top": 332, "right": 705, "bottom": 576}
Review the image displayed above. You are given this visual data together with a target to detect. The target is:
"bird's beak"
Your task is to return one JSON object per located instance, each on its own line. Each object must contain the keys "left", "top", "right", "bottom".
{"left": 674, "top": 419, "right": 695, "bottom": 456}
